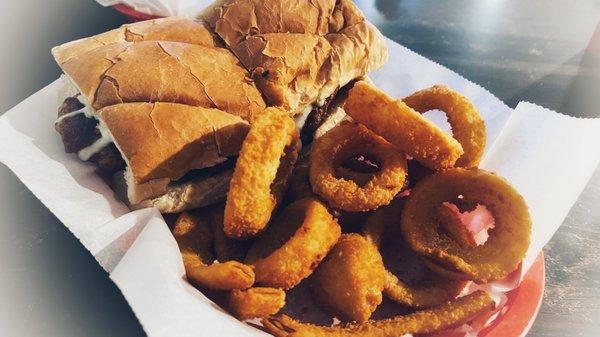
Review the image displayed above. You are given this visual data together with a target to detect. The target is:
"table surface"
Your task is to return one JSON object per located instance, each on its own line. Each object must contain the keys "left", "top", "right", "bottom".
{"left": 1, "top": 1, "right": 599, "bottom": 336}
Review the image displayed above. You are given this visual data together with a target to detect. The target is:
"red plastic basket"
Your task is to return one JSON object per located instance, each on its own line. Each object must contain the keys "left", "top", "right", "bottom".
{"left": 113, "top": 4, "right": 161, "bottom": 21}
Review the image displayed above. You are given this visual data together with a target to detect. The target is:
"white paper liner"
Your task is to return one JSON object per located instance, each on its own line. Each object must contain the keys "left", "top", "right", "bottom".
{"left": 1, "top": 36, "right": 600, "bottom": 337}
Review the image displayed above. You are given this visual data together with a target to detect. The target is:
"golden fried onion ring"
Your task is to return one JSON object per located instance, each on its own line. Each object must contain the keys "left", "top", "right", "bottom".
{"left": 309, "top": 121, "right": 408, "bottom": 212}
{"left": 312, "top": 234, "right": 386, "bottom": 323}
{"left": 228, "top": 287, "right": 286, "bottom": 320}
{"left": 401, "top": 168, "right": 531, "bottom": 283}
{"left": 262, "top": 290, "right": 494, "bottom": 337}
{"left": 403, "top": 85, "right": 486, "bottom": 168}
{"left": 172, "top": 212, "right": 255, "bottom": 290}
{"left": 224, "top": 107, "right": 299, "bottom": 239}
{"left": 383, "top": 271, "right": 466, "bottom": 309}
{"left": 421, "top": 257, "right": 474, "bottom": 281}
{"left": 437, "top": 203, "right": 478, "bottom": 249}
{"left": 344, "top": 81, "right": 463, "bottom": 170}
{"left": 363, "top": 200, "right": 466, "bottom": 308}
{"left": 245, "top": 198, "right": 341, "bottom": 289}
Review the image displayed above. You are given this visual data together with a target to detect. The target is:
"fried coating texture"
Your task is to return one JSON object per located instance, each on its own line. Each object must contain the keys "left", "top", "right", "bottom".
{"left": 173, "top": 212, "right": 255, "bottom": 290}
{"left": 403, "top": 85, "right": 486, "bottom": 168}
{"left": 224, "top": 107, "right": 299, "bottom": 239}
{"left": 363, "top": 201, "right": 466, "bottom": 308}
{"left": 228, "top": 287, "right": 286, "bottom": 320}
{"left": 344, "top": 81, "right": 464, "bottom": 170}
{"left": 422, "top": 257, "right": 474, "bottom": 281}
{"left": 383, "top": 271, "right": 465, "bottom": 309}
{"left": 437, "top": 203, "right": 478, "bottom": 249}
{"left": 312, "top": 234, "right": 386, "bottom": 323}
{"left": 401, "top": 168, "right": 531, "bottom": 283}
{"left": 246, "top": 198, "right": 341, "bottom": 289}
{"left": 262, "top": 290, "right": 494, "bottom": 337}
{"left": 309, "top": 122, "right": 407, "bottom": 212}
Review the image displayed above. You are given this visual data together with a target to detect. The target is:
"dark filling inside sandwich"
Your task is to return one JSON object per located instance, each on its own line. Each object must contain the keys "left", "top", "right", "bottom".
{"left": 299, "top": 80, "right": 357, "bottom": 144}
{"left": 54, "top": 79, "right": 354, "bottom": 212}
{"left": 55, "top": 96, "right": 125, "bottom": 173}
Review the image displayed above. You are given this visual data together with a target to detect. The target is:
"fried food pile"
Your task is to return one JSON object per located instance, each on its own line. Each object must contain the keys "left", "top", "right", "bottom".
{"left": 170, "top": 82, "right": 531, "bottom": 336}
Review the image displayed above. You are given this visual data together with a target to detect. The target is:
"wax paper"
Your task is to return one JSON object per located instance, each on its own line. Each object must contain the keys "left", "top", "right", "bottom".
{"left": 1, "top": 32, "right": 600, "bottom": 337}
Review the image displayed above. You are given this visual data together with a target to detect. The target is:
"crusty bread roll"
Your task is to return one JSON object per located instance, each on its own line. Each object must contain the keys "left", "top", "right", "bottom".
{"left": 51, "top": 9, "right": 387, "bottom": 213}
{"left": 201, "top": 0, "right": 388, "bottom": 114}
{"left": 98, "top": 102, "right": 248, "bottom": 184}
{"left": 201, "top": 0, "right": 364, "bottom": 44}
{"left": 97, "top": 102, "right": 245, "bottom": 210}
{"left": 51, "top": 18, "right": 266, "bottom": 213}
{"left": 57, "top": 40, "right": 265, "bottom": 120}
{"left": 52, "top": 17, "right": 221, "bottom": 65}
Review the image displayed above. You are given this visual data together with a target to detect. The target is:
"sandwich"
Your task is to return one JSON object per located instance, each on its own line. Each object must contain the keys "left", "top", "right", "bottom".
{"left": 201, "top": 0, "right": 388, "bottom": 141}
{"left": 52, "top": 2, "right": 387, "bottom": 213}
{"left": 53, "top": 17, "right": 265, "bottom": 213}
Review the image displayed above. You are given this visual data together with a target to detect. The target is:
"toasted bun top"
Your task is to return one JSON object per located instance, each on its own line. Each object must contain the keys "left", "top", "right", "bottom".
{"left": 201, "top": 0, "right": 364, "bottom": 45}
{"left": 59, "top": 40, "right": 265, "bottom": 120}
{"left": 52, "top": 17, "right": 220, "bottom": 65}
{"left": 201, "top": 0, "right": 387, "bottom": 113}
{"left": 98, "top": 102, "right": 249, "bottom": 184}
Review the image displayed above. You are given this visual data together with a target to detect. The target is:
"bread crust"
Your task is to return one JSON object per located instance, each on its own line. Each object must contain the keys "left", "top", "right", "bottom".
{"left": 58, "top": 40, "right": 265, "bottom": 120}
{"left": 52, "top": 17, "right": 221, "bottom": 65}
{"left": 51, "top": 3, "right": 388, "bottom": 213}
{"left": 202, "top": 0, "right": 388, "bottom": 113}
{"left": 98, "top": 102, "right": 249, "bottom": 184}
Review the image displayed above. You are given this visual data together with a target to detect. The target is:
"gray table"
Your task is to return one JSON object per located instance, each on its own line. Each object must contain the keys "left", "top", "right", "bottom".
{"left": 1, "top": 1, "right": 599, "bottom": 336}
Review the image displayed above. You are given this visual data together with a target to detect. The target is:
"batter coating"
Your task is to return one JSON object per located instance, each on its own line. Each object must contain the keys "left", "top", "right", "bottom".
{"left": 312, "top": 234, "right": 386, "bottom": 323}
{"left": 172, "top": 212, "right": 255, "bottom": 290}
{"left": 229, "top": 287, "right": 286, "bottom": 319}
{"left": 401, "top": 168, "right": 531, "bottom": 283}
{"left": 363, "top": 200, "right": 466, "bottom": 308}
{"left": 403, "top": 85, "right": 486, "bottom": 168}
{"left": 262, "top": 291, "right": 494, "bottom": 337}
{"left": 245, "top": 198, "right": 341, "bottom": 289}
{"left": 344, "top": 81, "right": 464, "bottom": 170}
{"left": 309, "top": 121, "right": 407, "bottom": 212}
{"left": 224, "top": 107, "right": 299, "bottom": 239}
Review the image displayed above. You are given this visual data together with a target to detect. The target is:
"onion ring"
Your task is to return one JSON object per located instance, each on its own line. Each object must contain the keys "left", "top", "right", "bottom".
{"left": 312, "top": 233, "right": 386, "bottom": 323}
{"left": 383, "top": 270, "right": 466, "bottom": 309}
{"left": 362, "top": 200, "right": 466, "bottom": 308}
{"left": 224, "top": 107, "right": 299, "bottom": 239}
{"left": 228, "top": 287, "right": 286, "bottom": 320}
{"left": 262, "top": 290, "right": 494, "bottom": 337}
{"left": 309, "top": 121, "right": 408, "bottom": 212}
{"left": 403, "top": 85, "right": 486, "bottom": 168}
{"left": 437, "top": 203, "right": 478, "bottom": 249}
{"left": 401, "top": 168, "right": 531, "bottom": 283}
{"left": 344, "top": 81, "right": 464, "bottom": 170}
{"left": 172, "top": 212, "right": 255, "bottom": 290}
{"left": 245, "top": 198, "right": 341, "bottom": 289}
{"left": 421, "top": 257, "right": 474, "bottom": 281}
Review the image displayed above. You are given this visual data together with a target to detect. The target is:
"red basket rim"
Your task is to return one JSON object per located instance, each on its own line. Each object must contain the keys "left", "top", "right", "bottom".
{"left": 113, "top": 4, "right": 162, "bottom": 21}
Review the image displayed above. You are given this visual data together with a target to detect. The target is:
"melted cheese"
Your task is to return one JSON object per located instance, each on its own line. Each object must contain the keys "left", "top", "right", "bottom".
{"left": 57, "top": 75, "right": 115, "bottom": 161}
{"left": 77, "top": 121, "right": 114, "bottom": 161}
